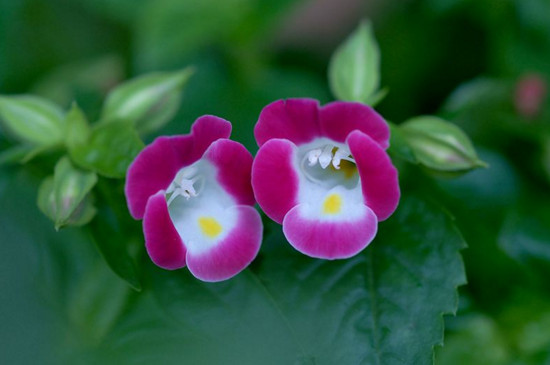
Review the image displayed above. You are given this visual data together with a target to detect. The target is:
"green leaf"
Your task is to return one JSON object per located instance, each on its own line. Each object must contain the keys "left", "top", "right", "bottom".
{"left": 100, "top": 68, "right": 193, "bottom": 135}
{"left": 37, "top": 157, "right": 98, "bottom": 230}
{"left": 97, "top": 195, "right": 465, "bottom": 364}
{"left": 67, "top": 260, "right": 132, "bottom": 342}
{"left": 0, "top": 95, "right": 65, "bottom": 146}
{"left": 400, "top": 116, "right": 487, "bottom": 172}
{"left": 329, "top": 20, "right": 382, "bottom": 105}
{"left": 69, "top": 121, "right": 144, "bottom": 178}
{"left": 64, "top": 102, "right": 91, "bottom": 150}
{"left": 256, "top": 195, "right": 467, "bottom": 364}
{"left": 88, "top": 211, "right": 142, "bottom": 292}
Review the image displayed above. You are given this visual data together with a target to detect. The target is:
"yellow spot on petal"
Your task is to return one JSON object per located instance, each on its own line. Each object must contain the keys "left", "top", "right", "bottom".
{"left": 198, "top": 217, "right": 222, "bottom": 238}
{"left": 323, "top": 194, "right": 342, "bottom": 215}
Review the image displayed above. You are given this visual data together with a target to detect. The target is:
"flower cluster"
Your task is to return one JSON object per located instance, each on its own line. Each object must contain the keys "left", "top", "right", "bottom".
{"left": 125, "top": 99, "right": 400, "bottom": 281}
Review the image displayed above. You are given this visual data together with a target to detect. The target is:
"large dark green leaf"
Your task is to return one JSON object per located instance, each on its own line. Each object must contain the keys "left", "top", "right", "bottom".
{"left": 89, "top": 194, "right": 465, "bottom": 364}
{"left": 255, "top": 195, "right": 467, "bottom": 364}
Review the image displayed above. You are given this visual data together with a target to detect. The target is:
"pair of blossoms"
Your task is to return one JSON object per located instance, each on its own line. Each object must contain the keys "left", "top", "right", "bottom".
{"left": 125, "top": 98, "right": 400, "bottom": 282}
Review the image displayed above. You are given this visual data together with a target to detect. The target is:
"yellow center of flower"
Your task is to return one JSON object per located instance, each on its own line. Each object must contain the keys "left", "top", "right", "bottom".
{"left": 198, "top": 217, "right": 223, "bottom": 238}
{"left": 323, "top": 193, "right": 342, "bottom": 215}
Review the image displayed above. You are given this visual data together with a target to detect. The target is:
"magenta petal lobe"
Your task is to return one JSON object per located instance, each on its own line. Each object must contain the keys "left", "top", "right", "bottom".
{"left": 143, "top": 191, "right": 187, "bottom": 270}
{"left": 347, "top": 130, "right": 400, "bottom": 221}
{"left": 254, "top": 98, "right": 321, "bottom": 147}
{"left": 283, "top": 203, "right": 378, "bottom": 259}
{"left": 205, "top": 138, "right": 255, "bottom": 206}
{"left": 320, "top": 101, "right": 390, "bottom": 149}
{"left": 252, "top": 138, "right": 299, "bottom": 224}
{"left": 186, "top": 205, "right": 262, "bottom": 282}
{"left": 190, "top": 115, "right": 232, "bottom": 155}
{"left": 125, "top": 115, "right": 232, "bottom": 219}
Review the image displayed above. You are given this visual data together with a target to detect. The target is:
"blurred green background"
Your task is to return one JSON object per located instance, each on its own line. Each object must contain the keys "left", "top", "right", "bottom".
{"left": 1, "top": 0, "right": 550, "bottom": 364}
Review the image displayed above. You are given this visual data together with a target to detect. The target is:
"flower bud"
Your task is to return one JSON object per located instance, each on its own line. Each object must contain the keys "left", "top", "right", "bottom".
{"left": 400, "top": 116, "right": 486, "bottom": 172}
{"left": 100, "top": 67, "right": 194, "bottom": 135}
{"left": 514, "top": 73, "right": 547, "bottom": 119}
{"left": 0, "top": 95, "right": 64, "bottom": 146}
{"left": 329, "top": 21, "right": 384, "bottom": 106}
{"left": 37, "top": 157, "right": 97, "bottom": 230}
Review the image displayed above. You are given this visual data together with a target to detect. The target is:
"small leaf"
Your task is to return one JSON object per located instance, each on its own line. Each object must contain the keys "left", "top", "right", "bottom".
{"left": 69, "top": 121, "right": 144, "bottom": 178}
{"left": 0, "top": 95, "right": 64, "bottom": 146}
{"left": 400, "top": 116, "right": 487, "bottom": 171}
{"left": 100, "top": 67, "right": 194, "bottom": 135}
{"left": 89, "top": 212, "right": 142, "bottom": 291}
{"left": 37, "top": 157, "right": 98, "bottom": 229}
{"left": 329, "top": 20, "right": 382, "bottom": 105}
{"left": 64, "top": 102, "right": 90, "bottom": 150}
{"left": 67, "top": 260, "right": 131, "bottom": 342}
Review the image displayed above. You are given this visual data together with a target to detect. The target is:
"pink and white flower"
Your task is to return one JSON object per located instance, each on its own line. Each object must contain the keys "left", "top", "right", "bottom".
{"left": 125, "top": 115, "right": 262, "bottom": 282}
{"left": 252, "top": 98, "right": 399, "bottom": 259}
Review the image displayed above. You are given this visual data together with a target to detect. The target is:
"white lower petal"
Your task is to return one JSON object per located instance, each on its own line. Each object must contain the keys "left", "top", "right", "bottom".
{"left": 295, "top": 138, "right": 365, "bottom": 222}
{"left": 167, "top": 160, "right": 238, "bottom": 256}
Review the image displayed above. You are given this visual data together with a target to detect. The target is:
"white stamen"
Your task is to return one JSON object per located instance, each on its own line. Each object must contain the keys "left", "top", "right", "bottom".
{"left": 307, "top": 148, "right": 322, "bottom": 166}
{"left": 332, "top": 149, "right": 349, "bottom": 169}
{"left": 318, "top": 145, "right": 333, "bottom": 169}
{"left": 166, "top": 175, "right": 201, "bottom": 206}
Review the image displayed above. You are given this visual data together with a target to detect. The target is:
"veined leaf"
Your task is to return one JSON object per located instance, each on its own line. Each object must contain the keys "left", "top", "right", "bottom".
{"left": 90, "top": 194, "right": 466, "bottom": 364}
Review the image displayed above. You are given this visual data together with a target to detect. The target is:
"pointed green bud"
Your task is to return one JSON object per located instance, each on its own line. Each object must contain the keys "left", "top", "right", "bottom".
{"left": 400, "top": 116, "right": 487, "bottom": 172}
{"left": 329, "top": 21, "right": 383, "bottom": 106}
{"left": 37, "top": 157, "right": 98, "bottom": 229}
{"left": 0, "top": 95, "right": 64, "bottom": 146}
{"left": 64, "top": 102, "right": 91, "bottom": 150}
{"left": 100, "top": 67, "right": 194, "bottom": 135}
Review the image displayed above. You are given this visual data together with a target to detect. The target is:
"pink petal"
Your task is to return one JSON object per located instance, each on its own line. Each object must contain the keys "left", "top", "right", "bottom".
{"left": 282, "top": 204, "right": 378, "bottom": 259}
{"left": 254, "top": 98, "right": 321, "bottom": 147}
{"left": 125, "top": 115, "right": 231, "bottom": 219}
{"left": 186, "top": 205, "right": 262, "bottom": 282}
{"left": 251, "top": 139, "right": 299, "bottom": 224}
{"left": 205, "top": 139, "right": 255, "bottom": 206}
{"left": 347, "top": 130, "right": 400, "bottom": 221}
{"left": 319, "top": 101, "right": 390, "bottom": 149}
{"left": 143, "top": 191, "right": 187, "bottom": 270}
